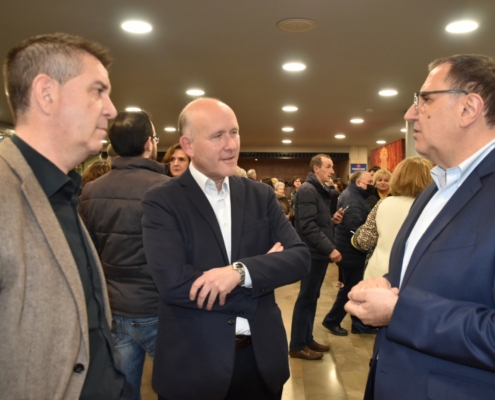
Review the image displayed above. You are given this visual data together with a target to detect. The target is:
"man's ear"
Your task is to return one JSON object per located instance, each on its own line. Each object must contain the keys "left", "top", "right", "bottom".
{"left": 144, "top": 136, "right": 153, "bottom": 153}
{"left": 31, "top": 74, "right": 57, "bottom": 116}
{"left": 180, "top": 135, "right": 194, "bottom": 158}
{"left": 460, "top": 93, "right": 484, "bottom": 128}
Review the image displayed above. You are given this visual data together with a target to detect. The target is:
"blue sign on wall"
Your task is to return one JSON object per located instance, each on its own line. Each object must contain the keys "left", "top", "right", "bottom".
{"left": 350, "top": 163, "right": 367, "bottom": 173}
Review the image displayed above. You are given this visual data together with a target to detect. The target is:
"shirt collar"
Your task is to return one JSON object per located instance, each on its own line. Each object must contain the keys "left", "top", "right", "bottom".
{"left": 431, "top": 138, "right": 495, "bottom": 191}
{"left": 189, "top": 162, "right": 230, "bottom": 194}
{"left": 11, "top": 135, "right": 80, "bottom": 198}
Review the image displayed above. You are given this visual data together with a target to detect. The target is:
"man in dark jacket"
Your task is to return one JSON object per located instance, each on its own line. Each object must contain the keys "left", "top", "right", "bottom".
{"left": 79, "top": 111, "right": 170, "bottom": 399}
{"left": 289, "top": 154, "right": 343, "bottom": 360}
{"left": 322, "top": 171, "right": 373, "bottom": 336}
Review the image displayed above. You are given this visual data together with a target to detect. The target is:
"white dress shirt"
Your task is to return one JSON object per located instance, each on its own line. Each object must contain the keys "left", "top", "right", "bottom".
{"left": 189, "top": 163, "right": 252, "bottom": 334}
{"left": 400, "top": 139, "right": 495, "bottom": 286}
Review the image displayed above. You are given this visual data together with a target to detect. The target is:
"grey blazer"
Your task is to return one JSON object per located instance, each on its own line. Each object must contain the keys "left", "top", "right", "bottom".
{"left": 0, "top": 139, "right": 113, "bottom": 399}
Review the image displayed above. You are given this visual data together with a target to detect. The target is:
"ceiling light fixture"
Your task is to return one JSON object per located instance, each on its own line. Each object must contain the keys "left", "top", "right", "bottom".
{"left": 164, "top": 127, "right": 177, "bottom": 132}
{"left": 335, "top": 134, "right": 346, "bottom": 139}
{"left": 277, "top": 18, "right": 317, "bottom": 33}
{"left": 125, "top": 107, "right": 142, "bottom": 112}
{"left": 282, "top": 127, "right": 294, "bottom": 132}
{"left": 101, "top": 140, "right": 108, "bottom": 143}
{"left": 283, "top": 62, "right": 306, "bottom": 72}
{"left": 401, "top": 128, "right": 407, "bottom": 132}
{"left": 350, "top": 118, "right": 364, "bottom": 124}
{"left": 282, "top": 139, "right": 292, "bottom": 144}
{"left": 121, "top": 20, "right": 152, "bottom": 34}
{"left": 376, "top": 140, "right": 386, "bottom": 144}
{"left": 379, "top": 89, "right": 398, "bottom": 97}
{"left": 186, "top": 89, "right": 205, "bottom": 96}
{"left": 282, "top": 105, "right": 298, "bottom": 112}
{"left": 446, "top": 20, "right": 478, "bottom": 34}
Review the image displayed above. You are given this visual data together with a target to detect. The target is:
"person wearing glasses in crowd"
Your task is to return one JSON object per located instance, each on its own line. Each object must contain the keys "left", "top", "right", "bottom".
{"left": 79, "top": 110, "right": 169, "bottom": 399}
{"left": 346, "top": 54, "right": 495, "bottom": 400}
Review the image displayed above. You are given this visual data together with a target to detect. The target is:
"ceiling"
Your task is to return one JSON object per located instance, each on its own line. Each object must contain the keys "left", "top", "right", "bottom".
{"left": 1, "top": 0, "right": 494, "bottom": 153}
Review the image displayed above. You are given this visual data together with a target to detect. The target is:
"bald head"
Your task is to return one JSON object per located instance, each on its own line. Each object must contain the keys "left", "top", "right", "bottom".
{"left": 178, "top": 97, "right": 240, "bottom": 187}
{"left": 178, "top": 98, "right": 235, "bottom": 139}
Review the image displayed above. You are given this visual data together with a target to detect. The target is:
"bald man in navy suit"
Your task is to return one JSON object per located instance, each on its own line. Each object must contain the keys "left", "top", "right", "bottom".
{"left": 142, "top": 98, "right": 310, "bottom": 400}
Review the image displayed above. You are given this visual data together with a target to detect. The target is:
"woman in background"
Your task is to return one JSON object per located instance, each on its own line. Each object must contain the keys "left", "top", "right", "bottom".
{"left": 162, "top": 143, "right": 190, "bottom": 177}
{"left": 82, "top": 160, "right": 111, "bottom": 187}
{"left": 367, "top": 169, "right": 392, "bottom": 208}
{"left": 291, "top": 176, "right": 302, "bottom": 205}
{"left": 352, "top": 157, "right": 434, "bottom": 279}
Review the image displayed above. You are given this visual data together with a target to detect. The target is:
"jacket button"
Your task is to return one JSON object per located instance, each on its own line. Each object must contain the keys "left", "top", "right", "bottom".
{"left": 73, "top": 363, "right": 85, "bottom": 373}
{"left": 228, "top": 318, "right": 235, "bottom": 325}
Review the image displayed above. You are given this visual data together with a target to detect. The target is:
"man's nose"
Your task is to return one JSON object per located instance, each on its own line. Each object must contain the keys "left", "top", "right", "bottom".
{"left": 404, "top": 104, "right": 418, "bottom": 122}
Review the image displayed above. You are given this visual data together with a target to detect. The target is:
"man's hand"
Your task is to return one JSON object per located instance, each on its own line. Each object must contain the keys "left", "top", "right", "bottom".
{"left": 189, "top": 242, "right": 284, "bottom": 310}
{"left": 267, "top": 242, "right": 284, "bottom": 254}
{"left": 189, "top": 266, "right": 240, "bottom": 310}
{"left": 329, "top": 249, "right": 342, "bottom": 262}
{"left": 332, "top": 209, "right": 344, "bottom": 225}
{"left": 345, "top": 280, "right": 399, "bottom": 326}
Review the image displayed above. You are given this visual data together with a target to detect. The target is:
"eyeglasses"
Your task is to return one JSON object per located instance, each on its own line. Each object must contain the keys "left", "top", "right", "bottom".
{"left": 151, "top": 136, "right": 160, "bottom": 143}
{"left": 413, "top": 90, "right": 469, "bottom": 110}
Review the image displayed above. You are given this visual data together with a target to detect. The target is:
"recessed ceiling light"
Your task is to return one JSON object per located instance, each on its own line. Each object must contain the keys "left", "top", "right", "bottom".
{"left": 379, "top": 89, "right": 398, "bottom": 97}
{"left": 376, "top": 140, "right": 386, "bottom": 144}
{"left": 101, "top": 139, "right": 108, "bottom": 143}
{"left": 121, "top": 20, "right": 152, "bottom": 34}
{"left": 335, "top": 134, "right": 346, "bottom": 139}
{"left": 186, "top": 89, "right": 205, "bottom": 96}
{"left": 282, "top": 139, "right": 292, "bottom": 144}
{"left": 125, "top": 107, "right": 142, "bottom": 112}
{"left": 401, "top": 128, "right": 407, "bottom": 132}
{"left": 446, "top": 20, "right": 478, "bottom": 34}
{"left": 283, "top": 62, "right": 306, "bottom": 72}
{"left": 282, "top": 105, "right": 298, "bottom": 112}
{"left": 282, "top": 127, "right": 294, "bottom": 132}
{"left": 350, "top": 118, "right": 364, "bottom": 124}
{"left": 164, "top": 127, "right": 177, "bottom": 132}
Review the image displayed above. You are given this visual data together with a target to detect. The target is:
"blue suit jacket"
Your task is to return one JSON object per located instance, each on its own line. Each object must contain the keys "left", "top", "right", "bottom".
{"left": 141, "top": 170, "right": 310, "bottom": 400}
{"left": 370, "top": 148, "right": 495, "bottom": 399}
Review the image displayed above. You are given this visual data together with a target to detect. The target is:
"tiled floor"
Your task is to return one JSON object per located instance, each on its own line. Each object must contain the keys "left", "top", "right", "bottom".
{"left": 141, "top": 263, "right": 375, "bottom": 399}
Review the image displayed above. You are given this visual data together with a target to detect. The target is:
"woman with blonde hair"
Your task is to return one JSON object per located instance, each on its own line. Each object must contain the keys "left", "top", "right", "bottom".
{"left": 352, "top": 157, "right": 434, "bottom": 280}
{"left": 367, "top": 168, "right": 392, "bottom": 208}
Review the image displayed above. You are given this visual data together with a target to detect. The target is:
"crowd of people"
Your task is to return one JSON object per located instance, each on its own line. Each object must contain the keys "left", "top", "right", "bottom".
{"left": 2, "top": 32, "right": 495, "bottom": 400}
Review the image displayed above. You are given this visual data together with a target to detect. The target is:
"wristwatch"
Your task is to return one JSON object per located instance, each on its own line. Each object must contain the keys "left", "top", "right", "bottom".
{"left": 232, "top": 262, "right": 245, "bottom": 286}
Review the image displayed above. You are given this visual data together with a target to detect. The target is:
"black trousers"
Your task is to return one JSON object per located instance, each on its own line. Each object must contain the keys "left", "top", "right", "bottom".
{"left": 323, "top": 264, "right": 364, "bottom": 326}
{"left": 158, "top": 342, "right": 282, "bottom": 400}
{"left": 289, "top": 258, "right": 329, "bottom": 350}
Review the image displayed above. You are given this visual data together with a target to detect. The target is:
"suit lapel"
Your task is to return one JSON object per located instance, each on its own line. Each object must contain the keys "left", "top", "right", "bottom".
{"left": 230, "top": 177, "right": 245, "bottom": 262}
{"left": 399, "top": 158, "right": 491, "bottom": 287}
{"left": 180, "top": 169, "right": 229, "bottom": 264}
{"left": 2, "top": 141, "right": 90, "bottom": 357}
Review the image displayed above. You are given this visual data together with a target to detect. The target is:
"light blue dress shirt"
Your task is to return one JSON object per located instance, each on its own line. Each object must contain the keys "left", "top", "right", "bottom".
{"left": 400, "top": 139, "right": 495, "bottom": 286}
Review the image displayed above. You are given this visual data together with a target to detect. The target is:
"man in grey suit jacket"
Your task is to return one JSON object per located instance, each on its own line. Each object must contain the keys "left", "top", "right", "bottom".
{"left": 346, "top": 54, "right": 495, "bottom": 399}
{"left": 0, "top": 33, "right": 124, "bottom": 399}
{"left": 142, "top": 98, "right": 310, "bottom": 400}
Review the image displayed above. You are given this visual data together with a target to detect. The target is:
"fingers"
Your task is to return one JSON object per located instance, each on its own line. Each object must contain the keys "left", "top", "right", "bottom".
{"left": 267, "top": 242, "right": 284, "bottom": 254}
{"left": 189, "top": 276, "right": 204, "bottom": 302}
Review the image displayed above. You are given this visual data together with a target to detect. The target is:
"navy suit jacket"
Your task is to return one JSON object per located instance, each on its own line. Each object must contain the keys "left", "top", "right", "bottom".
{"left": 370, "top": 148, "right": 495, "bottom": 399}
{"left": 142, "top": 170, "right": 310, "bottom": 400}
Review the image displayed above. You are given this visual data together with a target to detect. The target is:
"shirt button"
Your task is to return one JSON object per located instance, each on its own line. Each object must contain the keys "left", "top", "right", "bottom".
{"left": 73, "top": 363, "right": 85, "bottom": 373}
{"left": 228, "top": 318, "right": 235, "bottom": 325}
